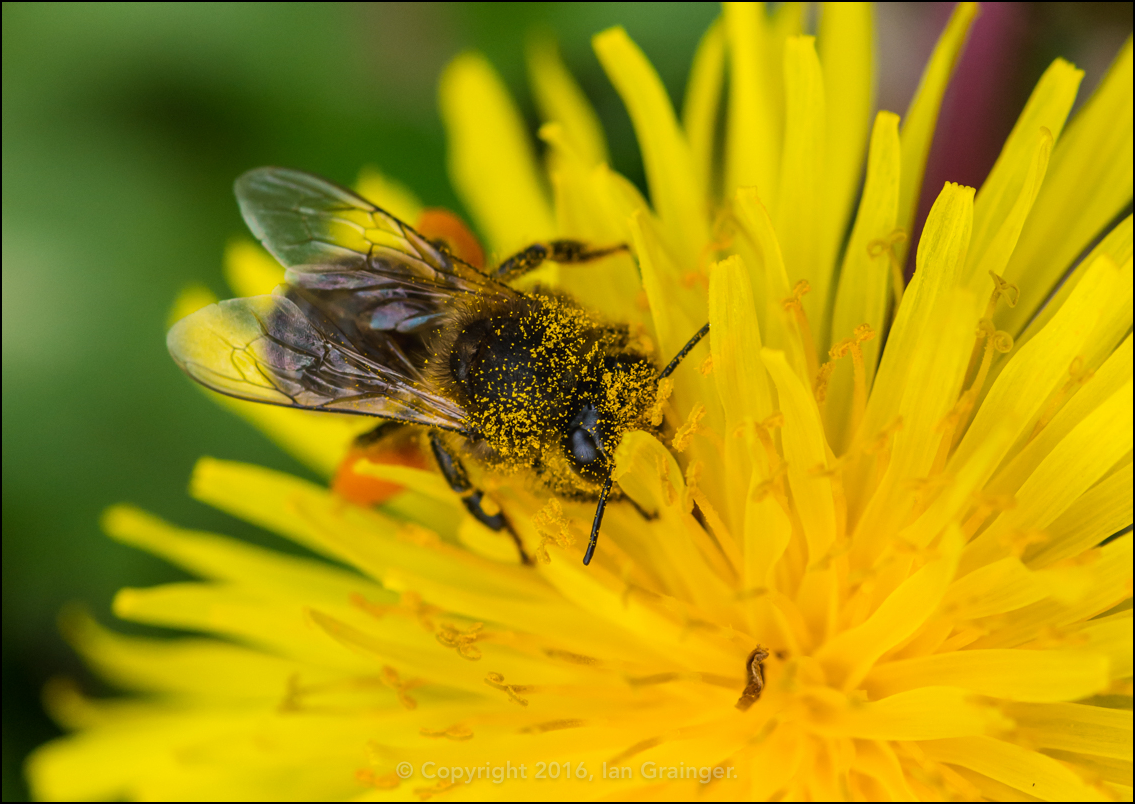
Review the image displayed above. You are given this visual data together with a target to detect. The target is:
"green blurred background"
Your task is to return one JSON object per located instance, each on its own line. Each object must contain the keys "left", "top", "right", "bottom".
{"left": 3, "top": 3, "right": 1130, "bottom": 799}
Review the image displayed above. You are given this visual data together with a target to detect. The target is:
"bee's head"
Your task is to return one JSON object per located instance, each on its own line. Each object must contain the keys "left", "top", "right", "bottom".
{"left": 562, "top": 352, "right": 656, "bottom": 484}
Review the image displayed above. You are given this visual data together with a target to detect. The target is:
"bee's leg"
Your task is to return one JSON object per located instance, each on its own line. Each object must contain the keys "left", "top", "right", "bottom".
{"left": 625, "top": 494, "right": 658, "bottom": 522}
{"left": 428, "top": 432, "right": 533, "bottom": 566}
{"left": 583, "top": 474, "right": 614, "bottom": 566}
{"left": 352, "top": 420, "right": 406, "bottom": 447}
{"left": 492, "top": 240, "right": 628, "bottom": 283}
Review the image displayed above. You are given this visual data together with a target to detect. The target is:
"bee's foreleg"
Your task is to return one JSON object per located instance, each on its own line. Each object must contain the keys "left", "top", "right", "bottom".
{"left": 352, "top": 420, "right": 406, "bottom": 447}
{"left": 625, "top": 493, "right": 658, "bottom": 522}
{"left": 428, "top": 432, "right": 533, "bottom": 565}
{"left": 491, "top": 240, "right": 628, "bottom": 283}
{"left": 583, "top": 474, "right": 614, "bottom": 566}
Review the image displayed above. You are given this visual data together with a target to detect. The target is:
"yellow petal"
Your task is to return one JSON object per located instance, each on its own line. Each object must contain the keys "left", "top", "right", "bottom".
{"left": 1024, "top": 457, "right": 1132, "bottom": 568}
{"left": 439, "top": 52, "right": 554, "bottom": 259}
{"left": 1074, "top": 611, "right": 1134, "bottom": 680}
{"left": 951, "top": 254, "right": 1126, "bottom": 501}
{"left": 682, "top": 16, "right": 725, "bottom": 206}
{"left": 593, "top": 27, "right": 709, "bottom": 266}
{"left": 61, "top": 607, "right": 341, "bottom": 701}
{"left": 526, "top": 34, "right": 607, "bottom": 168}
{"left": 1005, "top": 701, "right": 1133, "bottom": 761}
{"left": 968, "top": 534, "right": 1132, "bottom": 650}
{"left": 991, "top": 335, "right": 1132, "bottom": 500}
{"left": 965, "top": 57, "right": 1082, "bottom": 290}
{"left": 851, "top": 289, "right": 976, "bottom": 561}
{"left": 1078, "top": 254, "right": 1133, "bottom": 375}
{"left": 611, "top": 430, "right": 738, "bottom": 614}
{"left": 919, "top": 736, "right": 1108, "bottom": 801}
{"left": 762, "top": 348, "right": 836, "bottom": 564}
{"left": 967, "top": 126, "right": 1053, "bottom": 294}
{"left": 900, "top": 431, "right": 1015, "bottom": 558}
{"left": 723, "top": 2, "right": 778, "bottom": 205}
{"left": 1013, "top": 214, "right": 1132, "bottom": 356}
{"left": 1000, "top": 36, "right": 1134, "bottom": 336}
{"left": 865, "top": 648, "right": 1109, "bottom": 703}
{"left": 862, "top": 182, "right": 973, "bottom": 456}
{"left": 539, "top": 126, "right": 648, "bottom": 325}
{"left": 853, "top": 740, "right": 917, "bottom": 800}
{"left": 111, "top": 584, "right": 426, "bottom": 688}
{"left": 188, "top": 458, "right": 553, "bottom": 603}
{"left": 940, "top": 556, "right": 1051, "bottom": 621}
{"left": 775, "top": 36, "right": 830, "bottom": 342}
{"left": 352, "top": 461, "right": 456, "bottom": 505}
{"left": 709, "top": 255, "right": 773, "bottom": 425}
{"left": 102, "top": 504, "right": 381, "bottom": 598}
{"left": 896, "top": 2, "right": 978, "bottom": 268}
{"left": 630, "top": 209, "right": 697, "bottom": 363}
{"left": 819, "top": 526, "right": 962, "bottom": 689}
{"left": 818, "top": 2, "right": 874, "bottom": 301}
{"left": 734, "top": 187, "right": 809, "bottom": 380}
{"left": 822, "top": 686, "right": 1009, "bottom": 741}
{"left": 963, "top": 377, "right": 1132, "bottom": 574}
{"left": 826, "top": 111, "right": 900, "bottom": 451}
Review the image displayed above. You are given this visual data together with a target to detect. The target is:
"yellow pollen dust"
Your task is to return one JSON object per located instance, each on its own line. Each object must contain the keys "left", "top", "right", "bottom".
{"left": 649, "top": 376, "right": 674, "bottom": 427}
{"left": 672, "top": 402, "right": 707, "bottom": 452}
{"left": 531, "top": 498, "right": 575, "bottom": 563}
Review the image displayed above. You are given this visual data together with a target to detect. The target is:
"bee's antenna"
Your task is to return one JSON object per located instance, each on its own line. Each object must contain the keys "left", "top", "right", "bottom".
{"left": 582, "top": 474, "right": 614, "bottom": 565}
{"left": 659, "top": 323, "right": 710, "bottom": 379}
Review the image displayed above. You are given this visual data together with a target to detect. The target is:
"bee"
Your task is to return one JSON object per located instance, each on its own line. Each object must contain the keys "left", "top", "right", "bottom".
{"left": 168, "top": 168, "right": 708, "bottom": 565}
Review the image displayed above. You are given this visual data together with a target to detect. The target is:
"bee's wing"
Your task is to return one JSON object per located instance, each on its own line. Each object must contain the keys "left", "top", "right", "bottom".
{"left": 167, "top": 293, "right": 468, "bottom": 429}
{"left": 235, "top": 167, "right": 515, "bottom": 337}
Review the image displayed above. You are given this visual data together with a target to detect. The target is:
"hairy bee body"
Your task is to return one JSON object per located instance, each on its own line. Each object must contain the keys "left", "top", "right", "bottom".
{"left": 432, "top": 292, "right": 657, "bottom": 497}
{"left": 168, "top": 167, "right": 689, "bottom": 563}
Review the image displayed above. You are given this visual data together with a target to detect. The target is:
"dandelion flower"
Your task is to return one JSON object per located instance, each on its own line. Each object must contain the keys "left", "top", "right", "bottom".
{"left": 29, "top": 4, "right": 1133, "bottom": 800}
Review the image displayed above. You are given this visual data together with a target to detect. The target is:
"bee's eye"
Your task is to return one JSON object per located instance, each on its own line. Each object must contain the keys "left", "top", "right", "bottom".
{"left": 569, "top": 427, "right": 600, "bottom": 465}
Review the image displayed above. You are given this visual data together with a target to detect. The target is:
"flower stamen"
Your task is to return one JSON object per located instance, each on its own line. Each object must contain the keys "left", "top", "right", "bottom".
{"left": 436, "top": 622, "right": 485, "bottom": 660}
{"left": 355, "top": 769, "right": 402, "bottom": 789}
{"left": 862, "top": 416, "right": 904, "bottom": 491}
{"left": 828, "top": 324, "right": 876, "bottom": 438}
{"left": 649, "top": 376, "right": 674, "bottom": 427}
{"left": 531, "top": 498, "right": 575, "bottom": 563}
{"left": 867, "top": 229, "right": 908, "bottom": 314}
{"left": 419, "top": 724, "right": 474, "bottom": 740}
{"left": 812, "top": 360, "right": 835, "bottom": 405}
{"left": 484, "top": 673, "right": 530, "bottom": 706}
{"left": 933, "top": 320, "right": 1013, "bottom": 473}
{"left": 783, "top": 280, "right": 821, "bottom": 384}
{"left": 1028, "top": 356, "right": 1094, "bottom": 441}
{"left": 672, "top": 402, "right": 707, "bottom": 452}
{"left": 381, "top": 666, "right": 425, "bottom": 710}
{"left": 961, "top": 491, "right": 1017, "bottom": 540}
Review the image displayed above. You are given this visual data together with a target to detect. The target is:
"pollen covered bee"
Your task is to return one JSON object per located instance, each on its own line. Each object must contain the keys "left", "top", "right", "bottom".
{"left": 168, "top": 168, "right": 707, "bottom": 565}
